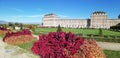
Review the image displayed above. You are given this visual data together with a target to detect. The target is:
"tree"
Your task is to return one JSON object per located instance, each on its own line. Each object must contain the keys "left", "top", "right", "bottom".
{"left": 13, "top": 25, "right": 15, "bottom": 30}
{"left": 8, "top": 22, "right": 14, "bottom": 26}
{"left": 57, "top": 25, "right": 62, "bottom": 32}
{"left": 117, "top": 23, "right": 120, "bottom": 26}
{"left": 15, "top": 22, "right": 20, "bottom": 26}
{"left": 20, "top": 23, "right": 23, "bottom": 30}
{"left": 99, "top": 28, "right": 103, "bottom": 37}
{"left": 2, "top": 24, "right": 8, "bottom": 28}
{"left": 0, "top": 24, "right": 3, "bottom": 26}
{"left": 110, "top": 25, "right": 120, "bottom": 31}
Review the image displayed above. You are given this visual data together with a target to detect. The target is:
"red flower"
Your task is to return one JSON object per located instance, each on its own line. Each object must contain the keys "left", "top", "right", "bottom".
{"left": 31, "top": 32, "right": 85, "bottom": 58}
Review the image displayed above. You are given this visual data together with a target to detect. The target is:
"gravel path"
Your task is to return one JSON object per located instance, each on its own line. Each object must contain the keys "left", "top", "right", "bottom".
{"left": 0, "top": 38, "right": 39, "bottom": 58}
{"left": 33, "top": 35, "right": 39, "bottom": 40}
{"left": 97, "top": 42, "right": 120, "bottom": 51}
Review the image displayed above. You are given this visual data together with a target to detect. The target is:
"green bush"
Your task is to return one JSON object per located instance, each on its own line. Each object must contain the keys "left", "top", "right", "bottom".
{"left": 99, "top": 28, "right": 103, "bottom": 37}
{"left": 57, "top": 25, "right": 62, "bottom": 32}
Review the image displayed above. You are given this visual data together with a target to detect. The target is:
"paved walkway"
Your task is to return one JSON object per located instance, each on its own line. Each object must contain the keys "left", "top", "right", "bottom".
{"left": 32, "top": 35, "right": 39, "bottom": 40}
{"left": 97, "top": 42, "right": 120, "bottom": 51}
{"left": 0, "top": 38, "right": 39, "bottom": 58}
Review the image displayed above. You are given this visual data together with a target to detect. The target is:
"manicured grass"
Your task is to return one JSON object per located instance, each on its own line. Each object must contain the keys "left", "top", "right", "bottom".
{"left": 103, "top": 30, "right": 120, "bottom": 36}
{"left": 0, "top": 34, "right": 5, "bottom": 38}
{"left": 33, "top": 28, "right": 120, "bottom": 36}
{"left": 104, "top": 50, "right": 120, "bottom": 58}
{"left": 17, "top": 41, "right": 36, "bottom": 52}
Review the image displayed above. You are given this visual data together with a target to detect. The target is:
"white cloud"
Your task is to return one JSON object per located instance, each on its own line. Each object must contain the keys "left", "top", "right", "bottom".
{"left": 58, "top": 14, "right": 69, "bottom": 18}
{"left": 24, "top": 15, "right": 43, "bottom": 18}
{"left": 12, "top": 8, "right": 23, "bottom": 12}
{"left": 10, "top": 14, "right": 69, "bottom": 20}
{"left": 11, "top": 14, "right": 43, "bottom": 19}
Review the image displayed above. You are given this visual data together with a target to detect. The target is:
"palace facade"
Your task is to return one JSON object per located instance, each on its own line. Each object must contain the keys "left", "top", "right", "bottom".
{"left": 42, "top": 11, "right": 120, "bottom": 28}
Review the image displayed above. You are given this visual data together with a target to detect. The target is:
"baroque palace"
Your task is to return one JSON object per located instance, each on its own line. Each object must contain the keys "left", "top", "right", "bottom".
{"left": 42, "top": 11, "right": 120, "bottom": 28}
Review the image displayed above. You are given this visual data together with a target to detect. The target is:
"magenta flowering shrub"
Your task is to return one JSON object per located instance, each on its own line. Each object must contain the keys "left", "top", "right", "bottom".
{"left": 32, "top": 32, "right": 106, "bottom": 58}
{"left": 32, "top": 32, "right": 84, "bottom": 58}
{"left": 0, "top": 27, "right": 9, "bottom": 31}
{"left": 3, "top": 29, "right": 31, "bottom": 42}
{"left": 3, "top": 29, "right": 36, "bottom": 45}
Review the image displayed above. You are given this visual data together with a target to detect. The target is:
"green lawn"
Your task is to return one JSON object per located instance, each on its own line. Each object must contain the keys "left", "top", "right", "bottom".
{"left": 0, "top": 34, "right": 5, "bottom": 38}
{"left": 104, "top": 50, "right": 120, "bottom": 58}
{"left": 33, "top": 28, "right": 120, "bottom": 36}
{"left": 17, "top": 41, "right": 36, "bottom": 53}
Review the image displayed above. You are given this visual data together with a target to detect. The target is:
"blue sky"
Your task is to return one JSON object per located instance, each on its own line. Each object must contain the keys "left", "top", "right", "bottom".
{"left": 0, "top": 0, "right": 120, "bottom": 23}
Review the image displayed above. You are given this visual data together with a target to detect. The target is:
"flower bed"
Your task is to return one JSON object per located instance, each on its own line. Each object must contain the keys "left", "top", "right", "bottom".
{"left": 64, "top": 39, "right": 106, "bottom": 58}
{"left": 32, "top": 32, "right": 106, "bottom": 58}
{"left": 3, "top": 29, "right": 36, "bottom": 45}
{"left": 0, "top": 30, "right": 8, "bottom": 34}
{"left": 0, "top": 27, "right": 11, "bottom": 34}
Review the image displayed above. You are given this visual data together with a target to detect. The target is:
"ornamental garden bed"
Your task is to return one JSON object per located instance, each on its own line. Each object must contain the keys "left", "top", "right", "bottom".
{"left": 3, "top": 29, "right": 37, "bottom": 45}
{"left": 31, "top": 31, "right": 106, "bottom": 58}
{"left": 1, "top": 27, "right": 120, "bottom": 58}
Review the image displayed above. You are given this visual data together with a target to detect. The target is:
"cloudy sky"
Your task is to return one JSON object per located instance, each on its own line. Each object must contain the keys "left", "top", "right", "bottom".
{"left": 0, "top": 0, "right": 120, "bottom": 23}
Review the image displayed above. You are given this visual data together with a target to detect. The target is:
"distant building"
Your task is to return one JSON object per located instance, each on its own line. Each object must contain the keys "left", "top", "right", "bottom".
{"left": 42, "top": 11, "right": 120, "bottom": 28}
{"left": 15, "top": 26, "right": 20, "bottom": 30}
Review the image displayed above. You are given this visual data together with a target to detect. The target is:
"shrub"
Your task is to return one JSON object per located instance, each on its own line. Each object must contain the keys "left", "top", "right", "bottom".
{"left": 32, "top": 32, "right": 84, "bottom": 58}
{"left": 64, "top": 39, "right": 106, "bottom": 58}
{"left": 0, "top": 30, "right": 8, "bottom": 35}
{"left": 78, "top": 39, "right": 105, "bottom": 58}
{"left": 99, "top": 28, "right": 103, "bottom": 37}
{"left": 12, "top": 25, "right": 15, "bottom": 30}
{"left": 0, "top": 27, "right": 11, "bottom": 34}
{"left": 3, "top": 29, "right": 36, "bottom": 45}
{"left": 110, "top": 25, "right": 120, "bottom": 31}
{"left": 32, "top": 32, "right": 106, "bottom": 58}
{"left": 20, "top": 24, "right": 23, "bottom": 30}
{"left": 57, "top": 25, "right": 62, "bottom": 32}
{"left": 4, "top": 35, "right": 36, "bottom": 45}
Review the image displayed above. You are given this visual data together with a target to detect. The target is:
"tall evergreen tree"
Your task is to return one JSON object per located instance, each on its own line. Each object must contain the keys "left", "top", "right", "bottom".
{"left": 13, "top": 25, "right": 15, "bottom": 30}
{"left": 8, "top": 22, "right": 14, "bottom": 26}
{"left": 99, "top": 28, "right": 103, "bottom": 37}
{"left": 57, "top": 25, "right": 62, "bottom": 32}
{"left": 20, "top": 23, "right": 23, "bottom": 30}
